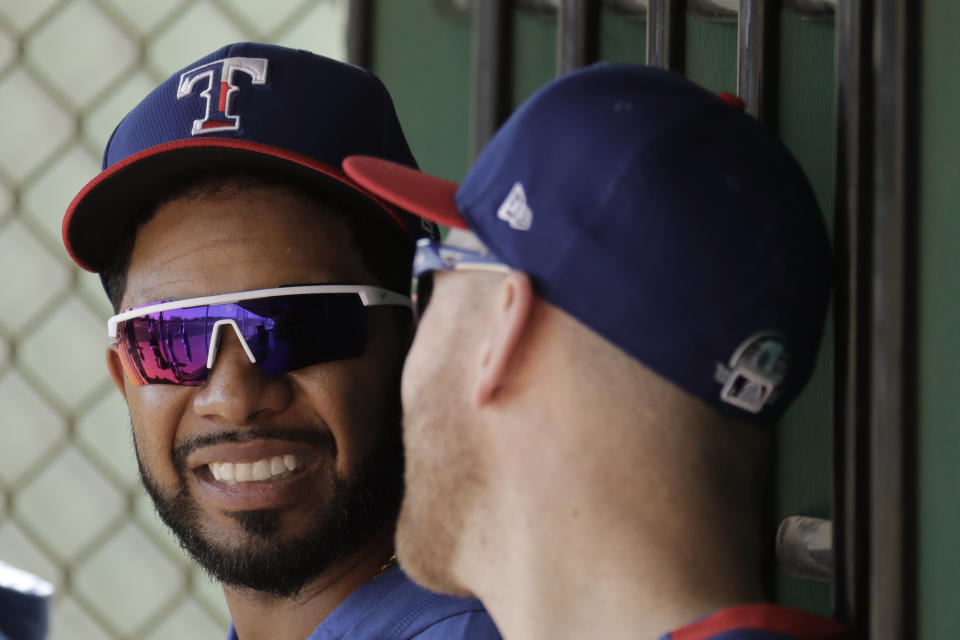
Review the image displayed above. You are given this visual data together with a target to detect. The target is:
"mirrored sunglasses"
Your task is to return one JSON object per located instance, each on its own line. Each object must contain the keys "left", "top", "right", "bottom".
{"left": 412, "top": 238, "right": 510, "bottom": 320}
{"left": 108, "top": 285, "right": 411, "bottom": 386}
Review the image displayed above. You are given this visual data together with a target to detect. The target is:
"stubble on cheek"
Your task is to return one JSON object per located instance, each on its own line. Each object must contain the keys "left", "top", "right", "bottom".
{"left": 396, "top": 355, "right": 487, "bottom": 598}
{"left": 126, "top": 385, "right": 192, "bottom": 492}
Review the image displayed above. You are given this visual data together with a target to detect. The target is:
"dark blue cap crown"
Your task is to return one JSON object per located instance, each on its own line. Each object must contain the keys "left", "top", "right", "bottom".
{"left": 458, "top": 65, "right": 831, "bottom": 422}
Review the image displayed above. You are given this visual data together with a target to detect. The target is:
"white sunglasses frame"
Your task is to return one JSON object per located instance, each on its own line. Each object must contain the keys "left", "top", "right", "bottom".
{"left": 107, "top": 284, "right": 412, "bottom": 339}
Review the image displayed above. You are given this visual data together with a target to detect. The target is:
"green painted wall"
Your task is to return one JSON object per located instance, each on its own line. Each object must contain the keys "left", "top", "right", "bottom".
{"left": 372, "top": 3, "right": 649, "bottom": 177}
{"left": 599, "top": 11, "right": 646, "bottom": 65}
{"left": 511, "top": 9, "right": 555, "bottom": 109}
{"left": 918, "top": 0, "right": 960, "bottom": 637}
{"left": 372, "top": 0, "right": 838, "bottom": 617}
{"left": 684, "top": 15, "right": 738, "bottom": 93}
{"left": 371, "top": 0, "right": 472, "bottom": 181}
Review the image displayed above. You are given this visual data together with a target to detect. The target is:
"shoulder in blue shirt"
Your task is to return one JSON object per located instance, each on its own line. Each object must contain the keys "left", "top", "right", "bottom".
{"left": 228, "top": 566, "right": 501, "bottom": 640}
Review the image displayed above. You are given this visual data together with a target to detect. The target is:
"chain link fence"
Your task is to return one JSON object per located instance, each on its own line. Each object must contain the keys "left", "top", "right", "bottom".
{"left": 0, "top": 1, "right": 348, "bottom": 637}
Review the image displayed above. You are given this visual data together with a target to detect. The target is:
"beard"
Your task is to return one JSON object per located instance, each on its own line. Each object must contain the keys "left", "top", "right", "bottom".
{"left": 135, "top": 413, "right": 404, "bottom": 599}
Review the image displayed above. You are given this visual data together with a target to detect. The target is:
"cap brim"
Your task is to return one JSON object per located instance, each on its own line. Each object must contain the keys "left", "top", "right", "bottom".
{"left": 63, "top": 138, "right": 409, "bottom": 273}
{"left": 343, "top": 156, "right": 468, "bottom": 230}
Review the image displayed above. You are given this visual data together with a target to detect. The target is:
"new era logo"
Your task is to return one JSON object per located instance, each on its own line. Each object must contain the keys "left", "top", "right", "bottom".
{"left": 497, "top": 182, "right": 533, "bottom": 231}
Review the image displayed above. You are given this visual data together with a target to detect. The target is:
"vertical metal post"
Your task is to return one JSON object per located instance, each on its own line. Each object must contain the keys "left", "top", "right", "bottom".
{"left": 869, "top": 0, "right": 917, "bottom": 637}
{"left": 472, "top": 0, "right": 512, "bottom": 157}
{"left": 737, "top": 0, "right": 780, "bottom": 125}
{"left": 833, "top": 0, "right": 873, "bottom": 635}
{"left": 835, "top": 0, "right": 918, "bottom": 636}
{"left": 346, "top": 0, "right": 374, "bottom": 68}
{"left": 557, "top": 0, "right": 601, "bottom": 75}
{"left": 646, "top": 0, "right": 685, "bottom": 71}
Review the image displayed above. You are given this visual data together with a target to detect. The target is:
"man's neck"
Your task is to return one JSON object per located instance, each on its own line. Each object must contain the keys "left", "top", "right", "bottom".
{"left": 473, "top": 495, "right": 766, "bottom": 640}
{"left": 463, "top": 405, "right": 768, "bottom": 640}
{"left": 224, "top": 531, "right": 395, "bottom": 640}
{"left": 457, "top": 311, "right": 772, "bottom": 639}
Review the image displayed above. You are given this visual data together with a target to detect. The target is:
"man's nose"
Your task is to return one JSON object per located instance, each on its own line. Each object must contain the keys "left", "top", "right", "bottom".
{"left": 191, "top": 323, "right": 292, "bottom": 424}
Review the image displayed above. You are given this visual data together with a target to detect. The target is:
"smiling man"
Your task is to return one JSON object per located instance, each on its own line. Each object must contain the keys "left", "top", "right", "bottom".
{"left": 61, "top": 42, "right": 500, "bottom": 640}
{"left": 345, "top": 65, "right": 848, "bottom": 640}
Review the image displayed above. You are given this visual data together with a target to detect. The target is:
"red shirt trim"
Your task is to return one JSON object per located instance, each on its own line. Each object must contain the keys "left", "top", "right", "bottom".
{"left": 669, "top": 604, "right": 847, "bottom": 640}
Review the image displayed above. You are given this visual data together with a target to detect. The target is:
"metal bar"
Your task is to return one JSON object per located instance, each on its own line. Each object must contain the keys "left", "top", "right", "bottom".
{"left": 646, "top": 0, "right": 685, "bottom": 71}
{"left": 869, "top": 0, "right": 917, "bottom": 636}
{"left": 832, "top": 0, "right": 873, "bottom": 634}
{"left": 346, "top": 0, "right": 374, "bottom": 68}
{"left": 472, "top": 0, "right": 511, "bottom": 157}
{"left": 557, "top": 0, "right": 601, "bottom": 75}
{"left": 737, "top": 0, "right": 780, "bottom": 126}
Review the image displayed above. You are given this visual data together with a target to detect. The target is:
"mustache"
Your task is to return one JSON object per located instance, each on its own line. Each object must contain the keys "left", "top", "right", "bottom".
{"left": 173, "top": 427, "right": 336, "bottom": 470}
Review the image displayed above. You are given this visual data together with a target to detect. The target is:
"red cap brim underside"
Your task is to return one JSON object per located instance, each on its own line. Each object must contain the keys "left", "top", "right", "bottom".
{"left": 343, "top": 156, "right": 467, "bottom": 230}
{"left": 63, "top": 138, "right": 410, "bottom": 272}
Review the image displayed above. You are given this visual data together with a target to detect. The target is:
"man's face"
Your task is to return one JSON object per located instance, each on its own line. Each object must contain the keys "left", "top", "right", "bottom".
{"left": 109, "top": 184, "right": 407, "bottom": 597}
{"left": 396, "top": 270, "right": 491, "bottom": 596}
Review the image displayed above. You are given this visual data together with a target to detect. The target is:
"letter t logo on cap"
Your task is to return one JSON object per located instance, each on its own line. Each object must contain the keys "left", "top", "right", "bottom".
{"left": 177, "top": 57, "right": 269, "bottom": 135}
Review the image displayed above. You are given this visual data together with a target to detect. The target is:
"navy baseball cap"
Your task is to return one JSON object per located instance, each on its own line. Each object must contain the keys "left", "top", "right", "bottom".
{"left": 63, "top": 42, "right": 435, "bottom": 274}
{"left": 344, "top": 64, "right": 831, "bottom": 423}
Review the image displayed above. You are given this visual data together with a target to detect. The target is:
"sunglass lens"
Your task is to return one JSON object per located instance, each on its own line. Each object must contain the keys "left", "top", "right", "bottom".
{"left": 117, "top": 308, "right": 210, "bottom": 385}
{"left": 414, "top": 272, "right": 434, "bottom": 321}
{"left": 239, "top": 294, "right": 367, "bottom": 376}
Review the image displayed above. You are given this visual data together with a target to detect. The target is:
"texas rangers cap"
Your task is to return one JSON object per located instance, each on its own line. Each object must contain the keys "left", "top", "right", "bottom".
{"left": 344, "top": 64, "right": 831, "bottom": 423}
{"left": 63, "top": 41, "right": 434, "bottom": 274}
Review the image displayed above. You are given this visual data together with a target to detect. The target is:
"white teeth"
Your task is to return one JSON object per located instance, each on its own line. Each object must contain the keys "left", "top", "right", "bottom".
{"left": 207, "top": 455, "right": 299, "bottom": 484}
{"left": 234, "top": 464, "right": 253, "bottom": 482}
{"left": 252, "top": 460, "right": 271, "bottom": 481}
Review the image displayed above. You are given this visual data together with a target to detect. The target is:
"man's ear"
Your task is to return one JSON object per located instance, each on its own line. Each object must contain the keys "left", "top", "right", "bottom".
{"left": 106, "top": 346, "right": 128, "bottom": 399}
{"left": 474, "top": 271, "right": 534, "bottom": 408}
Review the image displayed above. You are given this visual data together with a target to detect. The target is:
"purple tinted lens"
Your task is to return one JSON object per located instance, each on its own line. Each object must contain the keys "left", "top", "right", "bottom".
{"left": 238, "top": 294, "right": 367, "bottom": 376}
{"left": 116, "top": 293, "right": 368, "bottom": 386}
{"left": 118, "top": 307, "right": 209, "bottom": 385}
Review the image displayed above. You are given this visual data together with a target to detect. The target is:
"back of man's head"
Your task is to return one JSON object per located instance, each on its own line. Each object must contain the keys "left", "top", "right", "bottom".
{"left": 347, "top": 63, "right": 831, "bottom": 426}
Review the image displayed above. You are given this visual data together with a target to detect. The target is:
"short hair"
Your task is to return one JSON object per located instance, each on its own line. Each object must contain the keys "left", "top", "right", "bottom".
{"left": 100, "top": 172, "right": 416, "bottom": 311}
